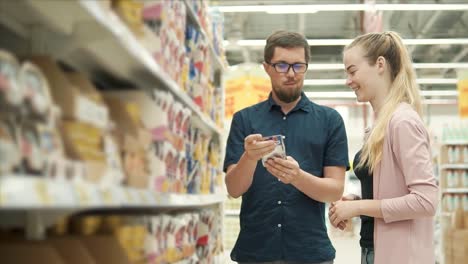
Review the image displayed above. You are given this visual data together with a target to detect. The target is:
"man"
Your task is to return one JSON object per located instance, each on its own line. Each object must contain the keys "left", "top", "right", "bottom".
{"left": 223, "top": 31, "right": 349, "bottom": 264}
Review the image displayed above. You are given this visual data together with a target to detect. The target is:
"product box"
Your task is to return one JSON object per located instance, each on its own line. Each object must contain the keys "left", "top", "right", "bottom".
{"left": 48, "top": 237, "right": 96, "bottom": 264}
{"left": 79, "top": 235, "right": 131, "bottom": 264}
{"left": 0, "top": 242, "right": 66, "bottom": 264}
{"left": 28, "top": 56, "right": 107, "bottom": 129}
{"left": 452, "top": 229, "right": 468, "bottom": 263}
{"left": 19, "top": 61, "right": 53, "bottom": 116}
{"left": 0, "top": 49, "right": 23, "bottom": 106}
{"left": 59, "top": 120, "right": 104, "bottom": 161}
{"left": 65, "top": 72, "right": 108, "bottom": 124}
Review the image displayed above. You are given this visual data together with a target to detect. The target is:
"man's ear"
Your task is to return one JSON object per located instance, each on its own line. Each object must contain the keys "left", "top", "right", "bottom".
{"left": 263, "top": 62, "right": 272, "bottom": 76}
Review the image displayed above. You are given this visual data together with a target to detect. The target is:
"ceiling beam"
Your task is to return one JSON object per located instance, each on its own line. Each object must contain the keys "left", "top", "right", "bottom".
{"left": 443, "top": 47, "right": 468, "bottom": 76}
{"left": 215, "top": 4, "right": 468, "bottom": 13}
{"left": 409, "top": 11, "right": 443, "bottom": 54}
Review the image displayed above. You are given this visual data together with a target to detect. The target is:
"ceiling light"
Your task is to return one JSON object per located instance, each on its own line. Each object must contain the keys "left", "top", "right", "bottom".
{"left": 305, "top": 90, "right": 458, "bottom": 98}
{"left": 307, "top": 63, "right": 468, "bottom": 71}
{"left": 303, "top": 78, "right": 458, "bottom": 86}
{"left": 215, "top": 4, "right": 468, "bottom": 13}
{"left": 224, "top": 39, "right": 468, "bottom": 47}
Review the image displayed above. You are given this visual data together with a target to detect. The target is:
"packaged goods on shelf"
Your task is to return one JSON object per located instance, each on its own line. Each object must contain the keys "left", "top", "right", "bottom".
{"left": 209, "top": 8, "right": 225, "bottom": 58}
{"left": 442, "top": 122, "right": 468, "bottom": 143}
{"left": 185, "top": 24, "right": 209, "bottom": 107}
{"left": 0, "top": 49, "right": 23, "bottom": 106}
{"left": 39, "top": 209, "right": 223, "bottom": 264}
{"left": 29, "top": 56, "right": 109, "bottom": 130}
{"left": 79, "top": 235, "right": 132, "bottom": 264}
{"left": 0, "top": 118, "right": 21, "bottom": 175}
{"left": 47, "top": 237, "right": 97, "bottom": 264}
{"left": 142, "top": 0, "right": 187, "bottom": 87}
{"left": 18, "top": 62, "right": 53, "bottom": 116}
{"left": 0, "top": 242, "right": 66, "bottom": 264}
{"left": 19, "top": 122, "right": 45, "bottom": 173}
{"left": 112, "top": 0, "right": 145, "bottom": 37}
{"left": 103, "top": 93, "right": 151, "bottom": 189}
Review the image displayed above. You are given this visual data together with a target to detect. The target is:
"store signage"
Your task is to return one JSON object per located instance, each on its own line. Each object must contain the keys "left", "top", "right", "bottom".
{"left": 457, "top": 70, "right": 468, "bottom": 118}
{"left": 224, "top": 63, "right": 270, "bottom": 120}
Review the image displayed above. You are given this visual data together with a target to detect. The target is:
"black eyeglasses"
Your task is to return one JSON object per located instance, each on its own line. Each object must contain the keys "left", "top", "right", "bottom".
{"left": 267, "top": 62, "right": 308, "bottom": 73}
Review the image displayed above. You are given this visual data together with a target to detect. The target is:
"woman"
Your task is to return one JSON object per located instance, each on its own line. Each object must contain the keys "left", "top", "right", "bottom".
{"left": 328, "top": 31, "right": 439, "bottom": 264}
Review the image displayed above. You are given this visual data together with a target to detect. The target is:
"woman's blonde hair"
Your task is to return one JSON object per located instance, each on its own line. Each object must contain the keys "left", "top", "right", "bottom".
{"left": 345, "top": 31, "right": 422, "bottom": 172}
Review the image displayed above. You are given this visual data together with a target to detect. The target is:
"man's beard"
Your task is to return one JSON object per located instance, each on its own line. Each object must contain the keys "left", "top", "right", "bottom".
{"left": 273, "top": 85, "right": 302, "bottom": 103}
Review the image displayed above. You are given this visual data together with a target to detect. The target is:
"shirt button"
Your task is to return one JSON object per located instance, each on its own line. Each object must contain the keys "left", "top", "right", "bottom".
{"left": 278, "top": 224, "right": 282, "bottom": 228}
{"left": 277, "top": 201, "right": 282, "bottom": 205}
{"left": 283, "top": 116, "right": 286, "bottom": 120}
{"left": 278, "top": 178, "right": 281, "bottom": 181}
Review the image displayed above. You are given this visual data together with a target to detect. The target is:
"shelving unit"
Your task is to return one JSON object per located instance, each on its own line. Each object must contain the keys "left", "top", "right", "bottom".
{"left": 183, "top": 0, "right": 226, "bottom": 71}
{"left": 0, "top": 0, "right": 227, "bottom": 263}
{"left": 438, "top": 140, "right": 468, "bottom": 264}
{"left": 0, "top": 175, "right": 225, "bottom": 209}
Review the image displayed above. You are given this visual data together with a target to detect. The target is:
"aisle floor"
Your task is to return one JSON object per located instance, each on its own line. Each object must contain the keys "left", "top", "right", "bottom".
{"left": 225, "top": 233, "right": 360, "bottom": 263}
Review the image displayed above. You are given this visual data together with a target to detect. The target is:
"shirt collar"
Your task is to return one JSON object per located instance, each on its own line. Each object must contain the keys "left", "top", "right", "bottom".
{"left": 268, "top": 91, "right": 311, "bottom": 113}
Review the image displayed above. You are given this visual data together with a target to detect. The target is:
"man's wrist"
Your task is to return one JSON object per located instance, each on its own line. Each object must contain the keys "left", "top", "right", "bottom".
{"left": 242, "top": 152, "right": 259, "bottom": 163}
{"left": 292, "top": 169, "right": 306, "bottom": 185}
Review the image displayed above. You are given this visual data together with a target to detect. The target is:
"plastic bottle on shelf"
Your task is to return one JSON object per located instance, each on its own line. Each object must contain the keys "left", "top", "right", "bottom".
{"left": 464, "top": 194, "right": 468, "bottom": 212}
{"left": 463, "top": 146, "right": 468, "bottom": 164}
{"left": 454, "top": 146, "right": 460, "bottom": 163}
{"left": 448, "top": 146, "right": 454, "bottom": 164}
{"left": 446, "top": 194, "right": 454, "bottom": 211}
{"left": 454, "top": 194, "right": 461, "bottom": 211}
{"left": 463, "top": 170, "right": 468, "bottom": 188}
{"left": 454, "top": 170, "right": 461, "bottom": 188}
{"left": 447, "top": 170, "right": 453, "bottom": 188}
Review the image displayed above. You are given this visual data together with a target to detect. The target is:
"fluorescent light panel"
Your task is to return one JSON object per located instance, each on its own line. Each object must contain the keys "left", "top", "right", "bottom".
{"left": 216, "top": 4, "right": 468, "bottom": 13}
{"left": 305, "top": 90, "right": 458, "bottom": 98}
{"left": 224, "top": 38, "right": 468, "bottom": 47}
{"left": 307, "top": 63, "right": 468, "bottom": 71}
{"left": 303, "top": 78, "right": 458, "bottom": 85}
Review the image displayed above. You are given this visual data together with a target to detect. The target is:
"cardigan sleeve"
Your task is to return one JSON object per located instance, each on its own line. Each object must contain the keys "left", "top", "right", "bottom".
{"left": 380, "top": 115, "right": 439, "bottom": 224}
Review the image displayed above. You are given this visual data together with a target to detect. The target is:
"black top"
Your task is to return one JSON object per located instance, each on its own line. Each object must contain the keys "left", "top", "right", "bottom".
{"left": 353, "top": 150, "right": 374, "bottom": 249}
{"left": 223, "top": 92, "right": 350, "bottom": 262}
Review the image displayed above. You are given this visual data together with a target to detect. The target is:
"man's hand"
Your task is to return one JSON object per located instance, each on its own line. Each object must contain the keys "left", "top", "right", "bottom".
{"left": 244, "top": 134, "right": 276, "bottom": 161}
{"left": 265, "top": 156, "right": 301, "bottom": 184}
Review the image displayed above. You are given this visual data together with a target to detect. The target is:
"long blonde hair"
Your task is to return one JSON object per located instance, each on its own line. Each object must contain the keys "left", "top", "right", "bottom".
{"left": 346, "top": 31, "right": 423, "bottom": 172}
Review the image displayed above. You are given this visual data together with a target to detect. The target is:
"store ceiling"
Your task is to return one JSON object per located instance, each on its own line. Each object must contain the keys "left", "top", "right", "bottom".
{"left": 212, "top": 0, "right": 468, "bottom": 93}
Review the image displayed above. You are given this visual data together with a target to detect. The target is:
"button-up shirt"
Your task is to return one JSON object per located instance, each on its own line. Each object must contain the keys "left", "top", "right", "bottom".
{"left": 224, "top": 92, "right": 349, "bottom": 262}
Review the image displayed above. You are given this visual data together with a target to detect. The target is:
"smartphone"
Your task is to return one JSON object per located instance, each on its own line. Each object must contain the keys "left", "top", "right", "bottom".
{"left": 261, "top": 135, "right": 286, "bottom": 167}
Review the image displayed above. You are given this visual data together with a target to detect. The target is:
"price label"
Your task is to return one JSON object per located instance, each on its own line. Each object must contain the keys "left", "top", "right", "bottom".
{"left": 101, "top": 189, "right": 113, "bottom": 205}
{"left": 75, "top": 184, "right": 90, "bottom": 206}
{"left": 139, "top": 191, "right": 148, "bottom": 204}
{"left": 153, "top": 192, "right": 161, "bottom": 204}
{"left": 125, "top": 189, "right": 134, "bottom": 204}
{"left": 35, "top": 181, "right": 52, "bottom": 205}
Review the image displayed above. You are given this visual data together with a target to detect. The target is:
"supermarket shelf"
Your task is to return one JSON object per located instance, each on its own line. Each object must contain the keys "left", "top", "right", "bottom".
{"left": 440, "top": 164, "right": 468, "bottom": 170}
{"left": 0, "top": 175, "right": 226, "bottom": 210}
{"left": 442, "top": 140, "right": 468, "bottom": 145}
{"left": 442, "top": 188, "right": 468, "bottom": 194}
{"left": 0, "top": 0, "right": 222, "bottom": 136}
{"left": 225, "top": 209, "right": 240, "bottom": 216}
{"left": 183, "top": 0, "right": 226, "bottom": 70}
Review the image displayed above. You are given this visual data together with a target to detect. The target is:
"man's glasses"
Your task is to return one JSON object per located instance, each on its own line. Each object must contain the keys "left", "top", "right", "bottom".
{"left": 267, "top": 62, "right": 308, "bottom": 73}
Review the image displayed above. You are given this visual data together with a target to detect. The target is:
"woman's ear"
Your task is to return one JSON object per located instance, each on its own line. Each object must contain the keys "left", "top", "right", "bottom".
{"left": 376, "top": 56, "right": 387, "bottom": 74}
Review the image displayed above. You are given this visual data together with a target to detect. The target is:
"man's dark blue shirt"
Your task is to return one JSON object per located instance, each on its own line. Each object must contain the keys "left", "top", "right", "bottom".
{"left": 223, "top": 92, "right": 349, "bottom": 262}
